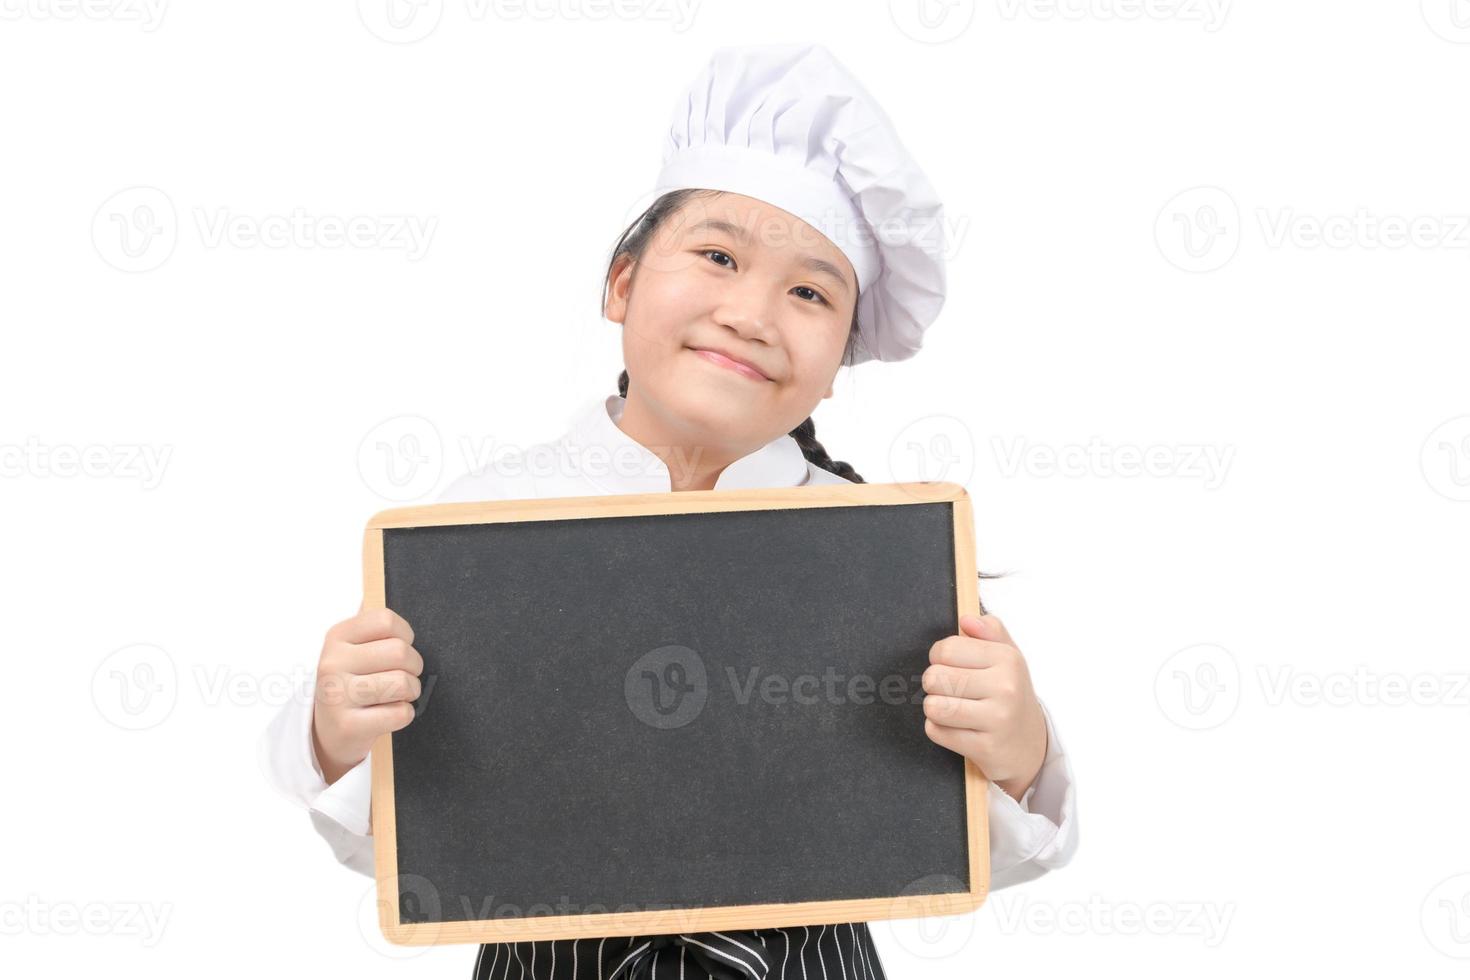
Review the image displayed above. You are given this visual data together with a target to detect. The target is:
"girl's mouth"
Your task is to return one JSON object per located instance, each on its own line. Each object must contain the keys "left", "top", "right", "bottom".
{"left": 687, "top": 346, "right": 772, "bottom": 383}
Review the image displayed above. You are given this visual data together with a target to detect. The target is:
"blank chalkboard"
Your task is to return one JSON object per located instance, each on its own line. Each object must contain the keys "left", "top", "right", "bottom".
{"left": 363, "top": 481, "right": 987, "bottom": 946}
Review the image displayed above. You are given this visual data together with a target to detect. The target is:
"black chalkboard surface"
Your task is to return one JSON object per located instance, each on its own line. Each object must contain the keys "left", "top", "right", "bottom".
{"left": 364, "top": 481, "right": 987, "bottom": 946}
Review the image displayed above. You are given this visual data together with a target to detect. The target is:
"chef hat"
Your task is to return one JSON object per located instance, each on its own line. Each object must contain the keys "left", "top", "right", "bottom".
{"left": 652, "top": 43, "right": 947, "bottom": 365}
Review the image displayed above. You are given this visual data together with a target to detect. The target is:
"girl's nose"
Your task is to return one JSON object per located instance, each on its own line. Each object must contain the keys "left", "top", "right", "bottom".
{"left": 712, "top": 284, "right": 779, "bottom": 345}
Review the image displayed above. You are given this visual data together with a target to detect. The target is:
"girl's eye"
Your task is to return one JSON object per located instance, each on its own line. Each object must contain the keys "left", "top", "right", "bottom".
{"left": 793, "top": 285, "right": 830, "bottom": 307}
{"left": 702, "top": 250, "right": 828, "bottom": 307}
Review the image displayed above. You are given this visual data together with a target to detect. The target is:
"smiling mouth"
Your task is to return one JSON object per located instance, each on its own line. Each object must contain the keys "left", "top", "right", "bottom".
{"left": 687, "top": 346, "right": 772, "bottom": 382}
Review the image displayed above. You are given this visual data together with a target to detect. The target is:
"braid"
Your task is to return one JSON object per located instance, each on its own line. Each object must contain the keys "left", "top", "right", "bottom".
{"left": 788, "top": 416, "right": 864, "bottom": 483}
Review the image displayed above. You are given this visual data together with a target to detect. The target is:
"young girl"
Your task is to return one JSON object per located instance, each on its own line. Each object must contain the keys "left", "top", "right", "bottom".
{"left": 261, "top": 43, "right": 1077, "bottom": 980}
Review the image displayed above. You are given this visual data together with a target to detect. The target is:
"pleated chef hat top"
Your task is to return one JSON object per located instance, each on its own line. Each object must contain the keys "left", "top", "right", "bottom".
{"left": 652, "top": 43, "right": 947, "bottom": 365}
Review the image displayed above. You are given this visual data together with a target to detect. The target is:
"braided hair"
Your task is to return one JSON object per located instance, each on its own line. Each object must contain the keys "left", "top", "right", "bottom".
{"left": 603, "top": 189, "right": 865, "bottom": 483}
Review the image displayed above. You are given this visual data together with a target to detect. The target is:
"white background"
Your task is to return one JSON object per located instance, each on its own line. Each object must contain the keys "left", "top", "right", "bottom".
{"left": 3, "top": 1, "right": 1468, "bottom": 977}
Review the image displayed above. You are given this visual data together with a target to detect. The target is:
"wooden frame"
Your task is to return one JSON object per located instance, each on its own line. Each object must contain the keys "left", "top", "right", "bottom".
{"left": 363, "top": 480, "right": 988, "bottom": 946}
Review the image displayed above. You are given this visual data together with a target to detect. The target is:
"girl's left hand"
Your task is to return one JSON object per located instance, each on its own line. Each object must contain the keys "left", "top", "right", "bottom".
{"left": 922, "top": 613, "right": 1048, "bottom": 802}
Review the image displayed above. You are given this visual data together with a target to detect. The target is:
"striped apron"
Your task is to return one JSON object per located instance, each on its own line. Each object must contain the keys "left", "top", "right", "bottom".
{"left": 471, "top": 923, "right": 888, "bottom": 979}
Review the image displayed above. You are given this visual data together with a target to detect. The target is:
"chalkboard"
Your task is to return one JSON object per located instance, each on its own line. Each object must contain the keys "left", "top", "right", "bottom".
{"left": 363, "top": 481, "right": 987, "bottom": 946}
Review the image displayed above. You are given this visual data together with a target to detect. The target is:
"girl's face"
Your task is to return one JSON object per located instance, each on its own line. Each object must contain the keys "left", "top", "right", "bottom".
{"left": 604, "top": 191, "right": 859, "bottom": 454}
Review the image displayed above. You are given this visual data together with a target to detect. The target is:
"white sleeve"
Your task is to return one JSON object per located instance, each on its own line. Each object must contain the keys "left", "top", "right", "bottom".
{"left": 258, "top": 466, "right": 525, "bottom": 878}
{"left": 985, "top": 696, "right": 1079, "bottom": 891}
{"left": 257, "top": 692, "right": 375, "bottom": 878}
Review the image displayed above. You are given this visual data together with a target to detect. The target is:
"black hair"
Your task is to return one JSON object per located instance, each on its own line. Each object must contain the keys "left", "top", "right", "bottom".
{"left": 600, "top": 189, "right": 997, "bottom": 609}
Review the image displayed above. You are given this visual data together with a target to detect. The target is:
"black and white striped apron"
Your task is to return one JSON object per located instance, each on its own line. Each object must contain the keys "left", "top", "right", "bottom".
{"left": 471, "top": 923, "right": 887, "bottom": 979}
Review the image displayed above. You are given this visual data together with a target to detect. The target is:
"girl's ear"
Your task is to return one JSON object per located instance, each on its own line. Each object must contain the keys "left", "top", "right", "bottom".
{"left": 604, "top": 253, "right": 635, "bottom": 324}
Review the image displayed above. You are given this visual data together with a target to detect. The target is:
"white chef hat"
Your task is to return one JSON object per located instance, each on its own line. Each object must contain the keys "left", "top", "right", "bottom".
{"left": 651, "top": 43, "right": 947, "bottom": 365}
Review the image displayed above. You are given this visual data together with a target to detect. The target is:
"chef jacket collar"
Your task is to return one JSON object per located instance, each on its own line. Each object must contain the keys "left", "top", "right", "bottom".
{"left": 561, "top": 394, "right": 812, "bottom": 494}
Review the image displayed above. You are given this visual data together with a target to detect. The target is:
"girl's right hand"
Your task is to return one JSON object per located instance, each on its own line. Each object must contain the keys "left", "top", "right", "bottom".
{"left": 311, "top": 604, "right": 424, "bottom": 785}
